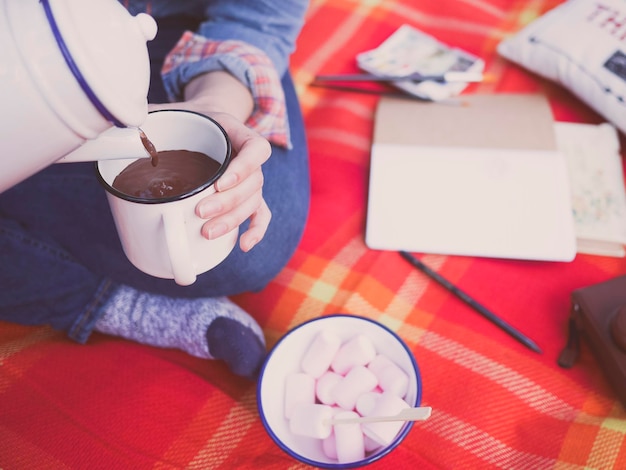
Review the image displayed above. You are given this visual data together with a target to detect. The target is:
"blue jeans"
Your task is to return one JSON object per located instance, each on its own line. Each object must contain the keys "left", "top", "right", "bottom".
{"left": 0, "top": 16, "right": 309, "bottom": 343}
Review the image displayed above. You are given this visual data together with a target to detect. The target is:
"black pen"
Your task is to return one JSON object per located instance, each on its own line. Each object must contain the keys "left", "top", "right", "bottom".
{"left": 314, "top": 71, "right": 485, "bottom": 83}
{"left": 399, "top": 251, "right": 542, "bottom": 354}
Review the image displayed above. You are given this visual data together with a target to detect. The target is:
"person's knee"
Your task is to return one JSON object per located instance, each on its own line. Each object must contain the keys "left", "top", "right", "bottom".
{"left": 245, "top": 213, "right": 308, "bottom": 291}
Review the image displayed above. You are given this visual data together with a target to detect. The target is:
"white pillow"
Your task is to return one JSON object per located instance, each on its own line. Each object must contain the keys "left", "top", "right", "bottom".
{"left": 497, "top": 0, "right": 626, "bottom": 135}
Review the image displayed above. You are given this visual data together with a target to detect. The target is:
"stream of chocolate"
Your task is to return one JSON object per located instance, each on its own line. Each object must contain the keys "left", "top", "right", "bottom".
{"left": 139, "top": 128, "right": 159, "bottom": 167}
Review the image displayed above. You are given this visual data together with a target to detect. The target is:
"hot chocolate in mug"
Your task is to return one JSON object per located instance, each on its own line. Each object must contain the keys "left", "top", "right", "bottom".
{"left": 96, "top": 109, "right": 237, "bottom": 286}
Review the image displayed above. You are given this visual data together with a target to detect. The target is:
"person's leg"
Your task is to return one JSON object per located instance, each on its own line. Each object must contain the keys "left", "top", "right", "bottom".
{"left": 0, "top": 214, "right": 113, "bottom": 338}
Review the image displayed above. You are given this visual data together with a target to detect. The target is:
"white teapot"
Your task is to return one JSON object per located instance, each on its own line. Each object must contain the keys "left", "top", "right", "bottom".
{"left": 0, "top": 0, "right": 158, "bottom": 193}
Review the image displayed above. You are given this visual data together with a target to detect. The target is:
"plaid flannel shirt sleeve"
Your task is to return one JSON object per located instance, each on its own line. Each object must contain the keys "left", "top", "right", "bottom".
{"left": 161, "top": 31, "right": 290, "bottom": 148}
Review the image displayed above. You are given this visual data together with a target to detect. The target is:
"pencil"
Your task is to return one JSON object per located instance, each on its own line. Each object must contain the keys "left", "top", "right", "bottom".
{"left": 399, "top": 251, "right": 542, "bottom": 354}
{"left": 314, "top": 71, "right": 485, "bottom": 83}
{"left": 308, "top": 82, "right": 470, "bottom": 106}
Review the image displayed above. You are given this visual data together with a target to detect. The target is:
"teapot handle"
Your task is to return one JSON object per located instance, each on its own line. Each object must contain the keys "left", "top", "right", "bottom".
{"left": 57, "top": 126, "right": 150, "bottom": 163}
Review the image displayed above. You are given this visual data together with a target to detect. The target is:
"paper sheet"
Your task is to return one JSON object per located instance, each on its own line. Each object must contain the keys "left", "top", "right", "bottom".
{"left": 357, "top": 24, "right": 484, "bottom": 101}
{"left": 555, "top": 122, "right": 626, "bottom": 257}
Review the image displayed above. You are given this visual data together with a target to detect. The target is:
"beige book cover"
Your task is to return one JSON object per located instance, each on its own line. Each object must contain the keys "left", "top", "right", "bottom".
{"left": 365, "top": 93, "right": 577, "bottom": 261}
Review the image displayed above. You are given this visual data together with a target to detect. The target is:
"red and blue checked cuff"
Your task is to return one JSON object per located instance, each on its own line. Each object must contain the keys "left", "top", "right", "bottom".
{"left": 162, "top": 32, "right": 290, "bottom": 148}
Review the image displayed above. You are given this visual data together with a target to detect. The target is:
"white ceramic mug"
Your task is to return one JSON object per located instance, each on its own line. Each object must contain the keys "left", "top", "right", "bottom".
{"left": 96, "top": 109, "right": 237, "bottom": 286}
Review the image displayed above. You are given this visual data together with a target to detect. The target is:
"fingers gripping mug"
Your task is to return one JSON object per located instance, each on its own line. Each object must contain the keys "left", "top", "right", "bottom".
{"left": 96, "top": 109, "right": 237, "bottom": 286}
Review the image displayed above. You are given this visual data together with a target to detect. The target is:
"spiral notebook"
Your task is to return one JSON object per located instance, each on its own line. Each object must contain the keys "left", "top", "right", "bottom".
{"left": 365, "top": 94, "right": 577, "bottom": 262}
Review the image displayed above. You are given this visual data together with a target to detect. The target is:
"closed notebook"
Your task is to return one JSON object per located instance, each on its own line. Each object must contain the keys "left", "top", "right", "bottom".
{"left": 365, "top": 94, "right": 577, "bottom": 261}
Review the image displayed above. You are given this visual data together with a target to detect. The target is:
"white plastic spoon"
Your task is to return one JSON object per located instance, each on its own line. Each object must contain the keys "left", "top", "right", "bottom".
{"left": 329, "top": 406, "right": 432, "bottom": 425}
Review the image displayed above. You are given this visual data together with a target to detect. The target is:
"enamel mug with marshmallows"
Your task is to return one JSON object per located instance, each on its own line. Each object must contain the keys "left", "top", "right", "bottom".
{"left": 95, "top": 110, "right": 238, "bottom": 287}
{"left": 0, "top": 0, "right": 156, "bottom": 193}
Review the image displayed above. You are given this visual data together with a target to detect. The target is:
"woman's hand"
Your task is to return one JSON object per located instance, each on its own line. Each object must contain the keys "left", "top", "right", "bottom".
{"left": 149, "top": 71, "right": 272, "bottom": 252}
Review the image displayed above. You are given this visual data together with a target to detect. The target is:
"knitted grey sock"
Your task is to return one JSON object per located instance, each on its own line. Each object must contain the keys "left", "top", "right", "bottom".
{"left": 94, "top": 285, "right": 266, "bottom": 377}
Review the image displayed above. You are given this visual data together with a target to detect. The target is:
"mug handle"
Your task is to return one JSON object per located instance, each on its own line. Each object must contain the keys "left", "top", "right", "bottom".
{"left": 162, "top": 206, "right": 196, "bottom": 286}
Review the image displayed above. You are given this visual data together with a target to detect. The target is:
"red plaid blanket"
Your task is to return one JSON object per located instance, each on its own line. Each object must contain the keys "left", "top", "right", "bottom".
{"left": 2, "top": 0, "right": 625, "bottom": 468}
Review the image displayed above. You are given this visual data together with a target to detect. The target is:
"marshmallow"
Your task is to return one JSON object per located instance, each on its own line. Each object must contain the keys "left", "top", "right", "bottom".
{"left": 284, "top": 372, "right": 315, "bottom": 419}
{"left": 364, "top": 435, "right": 382, "bottom": 453}
{"left": 362, "top": 392, "right": 410, "bottom": 446}
{"left": 321, "top": 406, "right": 344, "bottom": 458}
{"left": 332, "top": 365, "right": 378, "bottom": 411}
{"left": 333, "top": 411, "right": 365, "bottom": 463}
{"left": 289, "top": 403, "right": 333, "bottom": 439}
{"left": 331, "top": 334, "right": 377, "bottom": 375}
{"left": 322, "top": 432, "right": 338, "bottom": 460}
{"left": 355, "top": 390, "right": 382, "bottom": 417}
{"left": 316, "top": 371, "right": 343, "bottom": 405}
{"left": 367, "top": 354, "right": 409, "bottom": 398}
{"left": 301, "top": 330, "right": 342, "bottom": 378}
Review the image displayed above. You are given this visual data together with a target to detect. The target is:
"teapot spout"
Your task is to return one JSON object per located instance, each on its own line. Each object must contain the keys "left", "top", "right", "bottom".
{"left": 58, "top": 126, "right": 150, "bottom": 163}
